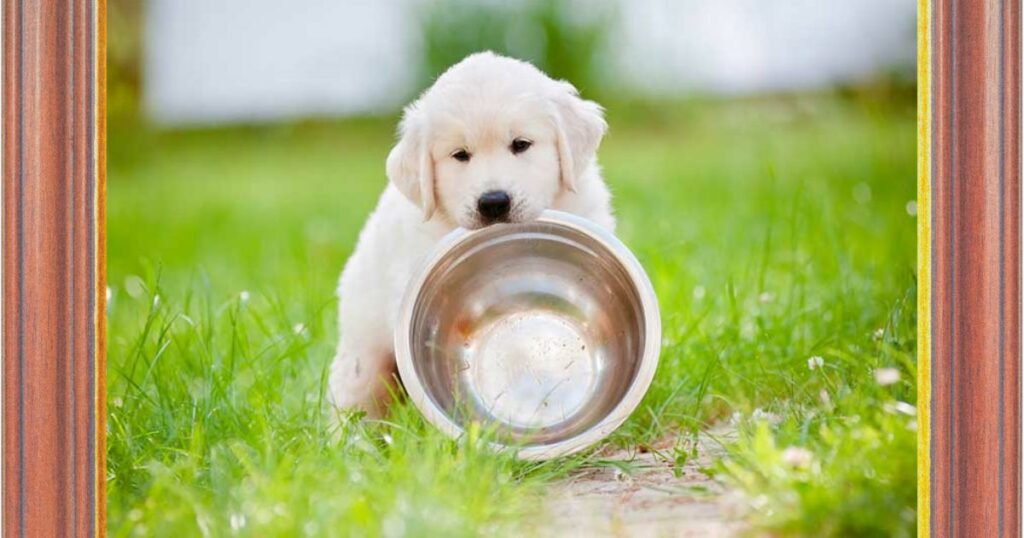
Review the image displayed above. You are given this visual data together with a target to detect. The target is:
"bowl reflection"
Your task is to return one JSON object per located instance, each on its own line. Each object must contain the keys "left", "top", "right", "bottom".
{"left": 395, "top": 210, "right": 660, "bottom": 460}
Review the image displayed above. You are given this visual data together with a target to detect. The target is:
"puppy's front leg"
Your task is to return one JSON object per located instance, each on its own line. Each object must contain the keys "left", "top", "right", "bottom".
{"left": 328, "top": 339, "right": 397, "bottom": 419}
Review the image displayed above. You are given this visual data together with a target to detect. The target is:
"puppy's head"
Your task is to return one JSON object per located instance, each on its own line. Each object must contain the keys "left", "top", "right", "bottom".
{"left": 386, "top": 52, "right": 607, "bottom": 229}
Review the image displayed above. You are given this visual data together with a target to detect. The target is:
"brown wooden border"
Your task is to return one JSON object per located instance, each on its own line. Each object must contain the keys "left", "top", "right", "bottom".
{"left": 928, "top": 0, "right": 1021, "bottom": 536}
{"left": 3, "top": 0, "right": 105, "bottom": 536}
{"left": 0, "top": 1, "right": 1020, "bottom": 536}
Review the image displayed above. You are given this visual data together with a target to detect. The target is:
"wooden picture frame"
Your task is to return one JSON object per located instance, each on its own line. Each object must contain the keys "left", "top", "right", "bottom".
{"left": 920, "top": 0, "right": 1021, "bottom": 536}
{"left": 3, "top": 0, "right": 105, "bottom": 535}
{"left": 0, "top": 0, "right": 1017, "bottom": 535}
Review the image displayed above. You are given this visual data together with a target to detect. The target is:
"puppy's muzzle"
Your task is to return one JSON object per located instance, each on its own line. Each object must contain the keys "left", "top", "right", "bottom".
{"left": 477, "top": 190, "right": 512, "bottom": 224}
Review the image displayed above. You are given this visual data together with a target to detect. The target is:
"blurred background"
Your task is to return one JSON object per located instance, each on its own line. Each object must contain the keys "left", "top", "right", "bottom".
{"left": 107, "top": 0, "right": 918, "bottom": 291}
{"left": 110, "top": 0, "right": 915, "bottom": 125}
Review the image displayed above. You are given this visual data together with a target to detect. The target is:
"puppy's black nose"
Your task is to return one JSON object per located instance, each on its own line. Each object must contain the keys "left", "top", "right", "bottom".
{"left": 477, "top": 190, "right": 511, "bottom": 222}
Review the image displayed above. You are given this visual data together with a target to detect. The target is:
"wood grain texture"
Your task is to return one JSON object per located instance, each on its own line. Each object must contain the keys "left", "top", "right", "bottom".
{"left": 0, "top": 1, "right": 1019, "bottom": 536}
{"left": 96, "top": 1, "right": 108, "bottom": 534}
{"left": 2, "top": 0, "right": 104, "bottom": 536}
{"left": 930, "top": 0, "right": 1021, "bottom": 536}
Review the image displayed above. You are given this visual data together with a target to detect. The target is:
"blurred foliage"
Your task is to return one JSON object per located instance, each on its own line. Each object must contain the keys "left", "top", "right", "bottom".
{"left": 108, "top": 0, "right": 144, "bottom": 122}
{"left": 418, "top": 0, "right": 615, "bottom": 95}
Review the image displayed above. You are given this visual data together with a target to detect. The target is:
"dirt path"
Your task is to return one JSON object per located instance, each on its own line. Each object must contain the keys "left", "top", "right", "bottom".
{"left": 537, "top": 431, "right": 744, "bottom": 537}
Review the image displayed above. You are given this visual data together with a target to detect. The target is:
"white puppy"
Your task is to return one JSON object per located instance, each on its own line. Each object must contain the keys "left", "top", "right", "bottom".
{"left": 329, "top": 52, "right": 615, "bottom": 417}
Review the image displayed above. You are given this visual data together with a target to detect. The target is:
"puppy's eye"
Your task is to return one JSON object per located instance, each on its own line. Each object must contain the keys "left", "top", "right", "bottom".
{"left": 510, "top": 138, "right": 532, "bottom": 154}
{"left": 451, "top": 149, "right": 471, "bottom": 162}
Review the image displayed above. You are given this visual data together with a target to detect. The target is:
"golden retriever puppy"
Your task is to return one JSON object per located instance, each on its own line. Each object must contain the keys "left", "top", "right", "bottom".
{"left": 329, "top": 52, "right": 615, "bottom": 416}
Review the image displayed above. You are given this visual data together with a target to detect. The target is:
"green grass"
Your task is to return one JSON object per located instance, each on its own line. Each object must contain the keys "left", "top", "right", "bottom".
{"left": 108, "top": 93, "right": 917, "bottom": 537}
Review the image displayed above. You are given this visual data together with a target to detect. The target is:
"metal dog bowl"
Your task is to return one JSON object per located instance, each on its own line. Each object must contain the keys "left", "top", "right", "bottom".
{"left": 395, "top": 210, "right": 660, "bottom": 460}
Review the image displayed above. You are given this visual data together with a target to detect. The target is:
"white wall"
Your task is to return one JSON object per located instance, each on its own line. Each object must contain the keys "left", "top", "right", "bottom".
{"left": 144, "top": 0, "right": 916, "bottom": 126}
{"left": 144, "top": 0, "right": 421, "bottom": 124}
{"left": 608, "top": 0, "right": 916, "bottom": 95}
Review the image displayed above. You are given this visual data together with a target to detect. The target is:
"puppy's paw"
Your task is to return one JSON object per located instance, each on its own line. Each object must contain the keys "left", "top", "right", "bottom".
{"left": 327, "top": 352, "right": 395, "bottom": 420}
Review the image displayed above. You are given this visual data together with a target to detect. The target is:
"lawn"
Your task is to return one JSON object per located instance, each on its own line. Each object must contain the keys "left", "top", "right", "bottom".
{"left": 107, "top": 93, "right": 917, "bottom": 537}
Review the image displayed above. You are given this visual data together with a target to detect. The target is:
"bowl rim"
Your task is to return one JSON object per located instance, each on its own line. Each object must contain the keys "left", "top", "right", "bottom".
{"left": 394, "top": 210, "right": 661, "bottom": 460}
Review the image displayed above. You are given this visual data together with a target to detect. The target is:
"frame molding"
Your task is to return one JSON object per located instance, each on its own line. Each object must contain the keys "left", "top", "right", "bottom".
{"left": 3, "top": 0, "right": 105, "bottom": 536}
{"left": 0, "top": 0, "right": 1020, "bottom": 536}
{"left": 925, "top": 0, "right": 1021, "bottom": 536}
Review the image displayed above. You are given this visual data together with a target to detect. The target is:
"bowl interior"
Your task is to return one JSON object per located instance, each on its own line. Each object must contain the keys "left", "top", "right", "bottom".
{"left": 404, "top": 219, "right": 648, "bottom": 448}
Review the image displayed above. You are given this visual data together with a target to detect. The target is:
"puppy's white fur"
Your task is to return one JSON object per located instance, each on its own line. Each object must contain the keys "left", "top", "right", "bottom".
{"left": 329, "top": 52, "right": 615, "bottom": 416}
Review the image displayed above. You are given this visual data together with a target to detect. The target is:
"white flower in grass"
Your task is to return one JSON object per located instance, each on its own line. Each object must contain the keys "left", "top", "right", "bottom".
{"left": 151, "top": 294, "right": 161, "bottom": 308}
{"left": 884, "top": 401, "right": 917, "bottom": 416}
{"left": 874, "top": 367, "right": 901, "bottom": 386}
{"left": 906, "top": 200, "right": 918, "bottom": 216}
{"left": 293, "top": 323, "right": 306, "bottom": 335}
{"left": 112, "top": 396, "right": 123, "bottom": 408}
{"left": 692, "top": 285, "right": 706, "bottom": 301}
{"left": 781, "top": 446, "right": 813, "bottom": 469}
{"left": 895, "top": 401, "right": 917, "bottom": 415}
{"left": 740, "top": 321, "right": 757, "bottom": 340}
{"left": 758, "top": 292, "right": 774, "bottom": 303}
{"left": 752, "top": 408, "right": 782, "bottom": 425}
{"left": 807, "top": 356, "right": 824, "bottom": 370}
{"left": 239, "top": 290, "right": 251, "bottom": 304}
{"left": 229, "top": 513, "right": 247, "bottom": 531}
{"left": 123, "top": 275, "right": 146, "bottom": 299}
{"left": 873, "top": 328, "right": 885, "bottom": 340}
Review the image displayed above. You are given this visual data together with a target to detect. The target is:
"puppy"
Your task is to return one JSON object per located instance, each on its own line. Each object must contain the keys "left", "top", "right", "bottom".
{"left": 329, "top": 52, "right": 615, "bottom": 417}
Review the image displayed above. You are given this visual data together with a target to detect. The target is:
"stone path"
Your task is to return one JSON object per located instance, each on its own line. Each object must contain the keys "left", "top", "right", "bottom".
{"left": 537, "top": 431, "right": 744, "bottom": 537}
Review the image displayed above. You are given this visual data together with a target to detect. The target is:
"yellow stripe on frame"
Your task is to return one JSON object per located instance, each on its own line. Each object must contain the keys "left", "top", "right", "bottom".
{"left": 916, "top": 0, "right": 932, "bottom": 536}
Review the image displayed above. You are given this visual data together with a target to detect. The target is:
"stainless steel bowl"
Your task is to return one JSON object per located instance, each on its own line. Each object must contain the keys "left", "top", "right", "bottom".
{"left": 395, "top": 210, "right": 660, "bottom": 460}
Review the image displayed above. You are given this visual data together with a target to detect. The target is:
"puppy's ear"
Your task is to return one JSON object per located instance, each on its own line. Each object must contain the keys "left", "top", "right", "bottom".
{"left": 386, "top": 106, "right": 436, "bottom": 220}
{"left": 551, "top": 81, "right": 607, "bottom": 193}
